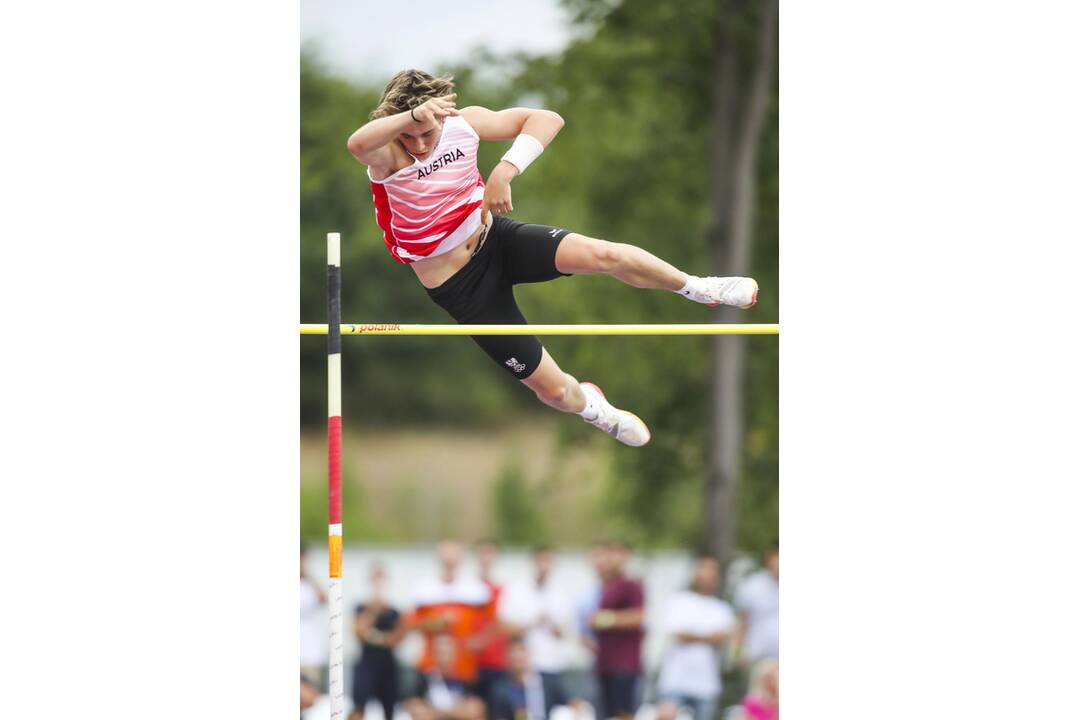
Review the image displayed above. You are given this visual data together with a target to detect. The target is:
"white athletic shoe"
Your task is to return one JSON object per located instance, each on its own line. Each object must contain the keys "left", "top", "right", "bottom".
{"left": 685, "top": 276, "right": 759, "bottom": 309}
{"left": 580, "top": 382, "right": 651, "bottom": 447}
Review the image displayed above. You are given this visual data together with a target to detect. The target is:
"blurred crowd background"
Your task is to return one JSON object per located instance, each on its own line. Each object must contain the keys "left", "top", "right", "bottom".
{"left": 301, "top": 1, "right": 778, "bottom": 718}
{"left": 300, "top": 540, "right": 778, "bottom": 720}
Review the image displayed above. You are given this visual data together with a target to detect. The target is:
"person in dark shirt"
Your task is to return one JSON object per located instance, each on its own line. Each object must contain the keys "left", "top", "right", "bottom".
{"left": 589, "top": 540, "right": 645, "bottom": 720}
{"left": 490, "top": 635, "right": 570, "bottom": 720}
{"left": 351, "top": 563, "right": 405, "bottom": 720}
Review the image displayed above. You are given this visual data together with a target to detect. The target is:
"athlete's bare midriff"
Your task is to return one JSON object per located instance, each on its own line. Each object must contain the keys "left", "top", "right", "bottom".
{"left": 410, "top": 209, "right": 492, "bottom": 289}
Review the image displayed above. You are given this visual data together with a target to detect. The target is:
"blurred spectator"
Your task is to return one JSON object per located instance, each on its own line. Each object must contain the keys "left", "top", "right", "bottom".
{"left": 490, "top": 635, "right": 572, "bottom": 720}
{"left": 351, "top": 563, "right": 405, "bottom": 720}
{"left": 404, "top": 634, "right": 486, "bottom": 720}
{"left": 737, "top": 660, "right": 778, "bottom": 720}
{"left": 301, "top": 673, "right": 320, "bottom": 713}
{"left": 575, "top": 542, "right": 609, "bottom": 655}
{"left": 407, "top": 540, "right": 491, "bottom": 689}
{"left": 589, "top": 540, "right": 644, "bottom": 720}
{"left": 574, "top": 542, "right": 609, "bottom": 710}
{"left": 500, "top": 546, "right": 573, "bottom": 699}
{"left": 655, "top": 554, "right": 736, "bottom": 720}
{"left": 300, "top": 543, "right": 328, "bottom": 689}
{"left": 733, "top": 546, "right": 779, "bottom": 666}
{"left": 472, "top": 539, "right": 510, "bottom": 710}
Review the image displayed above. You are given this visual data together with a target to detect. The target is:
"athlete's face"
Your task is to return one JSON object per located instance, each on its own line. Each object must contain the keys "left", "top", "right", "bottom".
{"left": 398, "top": 117, "right": 443, "bottom": 160}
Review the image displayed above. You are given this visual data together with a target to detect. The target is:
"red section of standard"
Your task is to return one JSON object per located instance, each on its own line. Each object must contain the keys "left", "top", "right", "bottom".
{"left": 327, "top": 415, "right": 342, "bottom": 525}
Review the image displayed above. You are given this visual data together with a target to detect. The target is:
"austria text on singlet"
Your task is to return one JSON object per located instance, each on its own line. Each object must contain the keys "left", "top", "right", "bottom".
{"left": 368, "top": 115, "right": 485, "bottom": 264}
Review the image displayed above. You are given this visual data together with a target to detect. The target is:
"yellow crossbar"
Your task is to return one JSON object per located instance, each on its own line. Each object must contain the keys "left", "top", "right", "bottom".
{"left": 300, "top": 323, "right": 779, "bottom": 336}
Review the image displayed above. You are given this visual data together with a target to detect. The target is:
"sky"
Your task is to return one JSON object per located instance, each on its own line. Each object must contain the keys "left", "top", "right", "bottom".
{"left": 300, "top": 0, "right": 575, "bottom": 83}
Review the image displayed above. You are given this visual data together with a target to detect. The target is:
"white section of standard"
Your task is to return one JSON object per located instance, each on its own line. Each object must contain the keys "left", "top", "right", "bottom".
{"left": 328, "top": 354, "right": 342, "bottom": 417}
{"left": 328, "top": 523, "right": 342, "bottom": 536}
{"left": 327, "top": 232, "right": 341, "bottom": 267}
{"left": 328, "top": 576, "right": 345, "bottom": 719}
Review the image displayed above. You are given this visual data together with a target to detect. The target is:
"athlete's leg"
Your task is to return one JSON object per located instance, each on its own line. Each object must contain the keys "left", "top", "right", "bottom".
{"left": 554, "top": 233, "right": 688, "bottom": 290}
{"left": 521, "top": 348, "right": 587, "bottom": 413}
{"left": 554, "top": 232, "right": 758, "bottom": 308}
{"left": 522, "top": 349, "right": 651, "bottom": 446}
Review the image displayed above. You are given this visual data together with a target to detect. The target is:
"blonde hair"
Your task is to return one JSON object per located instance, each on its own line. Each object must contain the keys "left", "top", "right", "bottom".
{"left": 370, "top": 69, "right": 455, "bottom": 120}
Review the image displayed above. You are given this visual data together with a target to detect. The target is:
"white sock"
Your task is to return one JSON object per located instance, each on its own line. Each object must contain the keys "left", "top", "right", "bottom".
{"left": 675, "top": 275, "right": 706, "bottom": 298}
{"left": 578, "top": 384, "right": 601, "bottom": 421}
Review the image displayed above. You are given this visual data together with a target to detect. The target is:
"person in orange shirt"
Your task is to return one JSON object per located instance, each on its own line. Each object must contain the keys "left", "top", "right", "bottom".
{"left": 407, "top": 540, "right": 491, "bottom": 685}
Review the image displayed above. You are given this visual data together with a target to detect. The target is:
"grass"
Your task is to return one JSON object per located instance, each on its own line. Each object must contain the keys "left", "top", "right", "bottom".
{"left": 299, "top": 417, "right": 615, "bottom": 545}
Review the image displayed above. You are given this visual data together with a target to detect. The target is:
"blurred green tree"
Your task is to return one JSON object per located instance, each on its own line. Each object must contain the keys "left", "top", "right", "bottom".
{"left": 491, "top": 454, "right": 549, "bottom": 545}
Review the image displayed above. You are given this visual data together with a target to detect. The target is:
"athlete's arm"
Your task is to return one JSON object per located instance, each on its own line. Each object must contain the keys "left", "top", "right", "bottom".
{"left": 460, "top": 105, "right": 564, "bottom": 215}
{"left": 346, "top": 94, "right": 460, "bottom": 170}
{"left": 460, "top": 106, "right": 564, "bottom": 144}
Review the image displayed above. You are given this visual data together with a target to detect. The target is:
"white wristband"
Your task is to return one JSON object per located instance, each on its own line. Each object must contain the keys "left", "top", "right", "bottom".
{"left": 501, "top": 133, "right": 545, "bottom": 174}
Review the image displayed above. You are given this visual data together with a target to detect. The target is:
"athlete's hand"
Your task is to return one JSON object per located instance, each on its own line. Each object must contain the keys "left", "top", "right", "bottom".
{"left": 410, "top": 93, "right": 459, "bottom": 124}
{"left": 483, "top": 161, "right": 518, "bottom": 215}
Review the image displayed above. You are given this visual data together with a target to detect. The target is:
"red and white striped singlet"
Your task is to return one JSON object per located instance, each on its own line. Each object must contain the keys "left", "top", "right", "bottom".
{"left": 368, "top": 116, "right": 485, "bottom": 264}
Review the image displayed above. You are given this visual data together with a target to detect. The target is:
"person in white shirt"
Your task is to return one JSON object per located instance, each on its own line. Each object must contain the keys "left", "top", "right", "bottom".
{"left": 732, "top": 545, "right": 779, "bottom": 666}
{"left": 499, "top": 546, "right": 573, "bottom": 687}
{"left": 656, "top": 554, "right": 736, "bottom": 720}
{"left": 300, "top": 543, "right": 328, "bottom": 689}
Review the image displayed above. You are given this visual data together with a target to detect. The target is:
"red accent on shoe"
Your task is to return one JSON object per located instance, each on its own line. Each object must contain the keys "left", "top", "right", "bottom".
{"left": 741, "top": 286, "right": 759, "bottom": 309}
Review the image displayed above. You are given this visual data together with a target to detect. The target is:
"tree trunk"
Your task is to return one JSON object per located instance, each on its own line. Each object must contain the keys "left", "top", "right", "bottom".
{"left": 705, "top": 0, "right": 778, "bottom": 594}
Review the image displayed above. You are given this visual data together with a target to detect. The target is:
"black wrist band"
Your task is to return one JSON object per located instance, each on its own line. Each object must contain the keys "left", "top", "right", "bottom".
{"left": 410, "top": 107, "right": 418, "bottom": 122}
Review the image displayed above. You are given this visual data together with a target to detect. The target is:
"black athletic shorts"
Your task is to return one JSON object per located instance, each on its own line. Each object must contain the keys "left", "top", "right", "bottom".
{"left": 426, "top": 215, "right": 572, "bottom": 379}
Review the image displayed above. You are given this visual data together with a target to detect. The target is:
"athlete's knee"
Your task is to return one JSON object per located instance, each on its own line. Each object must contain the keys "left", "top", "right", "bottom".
{"left": 534, "top": 379, "right": 571, "bottom": 407}
{"left": 529, "top": 370, "right": 576, "bottom": 408}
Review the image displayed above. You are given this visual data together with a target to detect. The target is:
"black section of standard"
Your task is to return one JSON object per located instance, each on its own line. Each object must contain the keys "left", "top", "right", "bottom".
{"left": 425, "top": 216, "right": 571, "bottom": 379}
{"left": 328, "top": 264, "right": 341, "bottom": 355}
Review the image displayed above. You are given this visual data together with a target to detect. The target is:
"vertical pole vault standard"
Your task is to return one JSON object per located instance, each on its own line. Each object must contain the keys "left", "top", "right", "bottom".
{"left": 326, "top": 232, "right": 344, "bottom": 719}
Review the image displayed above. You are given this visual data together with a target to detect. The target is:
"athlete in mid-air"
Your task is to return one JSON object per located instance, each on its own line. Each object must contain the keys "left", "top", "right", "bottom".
{"left": 347, "top": 70, "right": 759, "bottom": 447}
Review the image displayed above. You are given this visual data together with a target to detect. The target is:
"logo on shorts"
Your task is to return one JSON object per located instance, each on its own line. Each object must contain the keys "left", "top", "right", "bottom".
{"left": 505, "top": 357, "right": 527, "bottom": 374}
{"left": 548, "top": 227, "right": 562, "bottom": 237}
